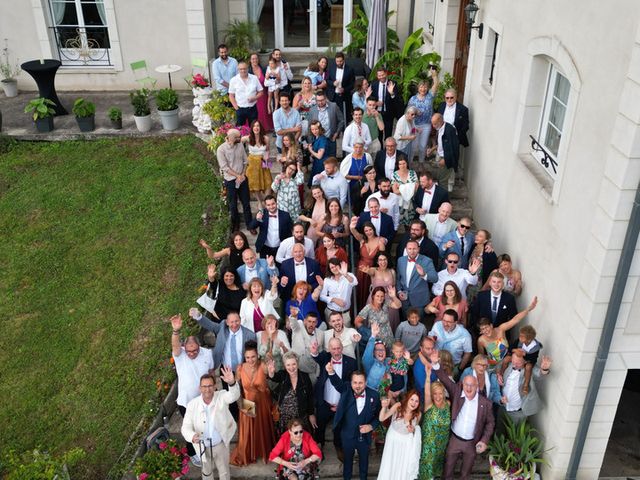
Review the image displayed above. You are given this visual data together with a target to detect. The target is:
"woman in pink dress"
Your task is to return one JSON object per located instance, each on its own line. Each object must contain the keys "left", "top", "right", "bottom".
{"left": 249, "top": 52, "right": 274, "bottom": 132}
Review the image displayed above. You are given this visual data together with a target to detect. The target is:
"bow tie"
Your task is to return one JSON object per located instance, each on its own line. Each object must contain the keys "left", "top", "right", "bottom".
{"left": 332, "top": 360, "right": 341, "bottom": 365}
{"left": 513, "top": 368, "right": 522, "bottom": 372}
{"left": 408, "top": 258, "right": 416, "bottom": 263}
{"left": 354, "top": 393, "right": 365, "bottom": 399}
{"left": 295, "top": 262, "right": 305, "bottom": 267}
{"left": 327, "top": 175, "right": 334, "bottom": 179}
{"left": 247, "top": 267, "right": 256, "bottom": 272}
{"left": 424, "top": 189, "right": 432, "bottom": 194}
{"left": 371, "top": 215, "right": 379, "bottom": 219}
{"left": 269, "top": 214, "right": 277, "bottom": 218}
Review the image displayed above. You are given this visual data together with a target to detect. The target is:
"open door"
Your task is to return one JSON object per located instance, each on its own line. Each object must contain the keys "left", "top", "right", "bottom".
{"left": 452, "top": 0, "right": 471, "bottom": 102}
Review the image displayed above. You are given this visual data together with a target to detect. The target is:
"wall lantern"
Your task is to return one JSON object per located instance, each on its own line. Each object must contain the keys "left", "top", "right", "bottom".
{"left": 464, "top": 0, "right": 484, "bottom": 40}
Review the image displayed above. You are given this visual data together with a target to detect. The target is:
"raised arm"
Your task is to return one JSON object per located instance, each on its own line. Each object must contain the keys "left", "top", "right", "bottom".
{"left": 189, "top": 307, "right": 221, "bottom": 334}
{"left": 499, "top": 296, "right": 538, "bottom": 334}
{"left": 170, "top": 314, "right": 183, "bottom": 358}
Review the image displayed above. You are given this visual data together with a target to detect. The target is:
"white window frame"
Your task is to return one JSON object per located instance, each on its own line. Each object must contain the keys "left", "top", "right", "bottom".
{"left": 424, "top": 0, "right": 437, "bottom": 39}
{"left": 536, "top": 65, "right": 570, "bottom": 175}
{"left": 480, "top": 26, "right": 500, "bottom": 98}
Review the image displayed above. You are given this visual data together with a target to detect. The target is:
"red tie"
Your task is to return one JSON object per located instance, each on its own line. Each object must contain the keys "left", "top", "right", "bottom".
{"left": 408, "top": 258, "right": 416, "bottom": 263}
{"left": 332, "top": 360, "right": 342, "bottom": 365}
{"left": 269, "top": 214, "right": 277, "bottom": 218}
{"left": 371, "top": 215, "right": 379, "bottom": 219}
{"left": 425, "top": 189, "right": 432, "bottom": 195}
{"left": 354, "top": 393, "right": 364, "bottom": 399}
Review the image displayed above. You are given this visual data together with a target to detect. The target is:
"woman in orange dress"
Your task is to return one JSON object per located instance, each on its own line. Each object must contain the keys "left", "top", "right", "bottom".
{"left": 230, "top": 340, "right": 276, "bottom": 466}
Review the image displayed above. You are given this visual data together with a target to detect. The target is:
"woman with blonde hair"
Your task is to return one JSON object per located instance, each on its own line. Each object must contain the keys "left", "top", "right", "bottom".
{"left": 257, "top": 314, "right": 291, "bottom": 371}
{"left": 418, "top": 361, "right": 450, "bottom": 480}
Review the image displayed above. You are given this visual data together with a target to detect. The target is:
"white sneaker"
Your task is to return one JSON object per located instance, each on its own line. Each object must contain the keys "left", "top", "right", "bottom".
{"left": 190, "top": 455, "right": 202, "bottom": 467}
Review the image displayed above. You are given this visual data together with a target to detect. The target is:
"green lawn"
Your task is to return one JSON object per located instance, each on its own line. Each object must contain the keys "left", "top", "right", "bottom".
{"left": 0, "top": 136, "right": 228, "bottom": 478}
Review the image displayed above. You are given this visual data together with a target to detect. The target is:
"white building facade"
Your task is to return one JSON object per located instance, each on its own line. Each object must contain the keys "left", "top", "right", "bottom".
{"left": 421, "top": 0, "right": 640, "bottom": 478}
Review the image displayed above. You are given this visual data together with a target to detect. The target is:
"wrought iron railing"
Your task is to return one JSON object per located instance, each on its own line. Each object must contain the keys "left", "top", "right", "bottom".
{"left": 49, "top": 26, "right": 112, "bottom": 66}
{"left": 530, "top": 135, "right": 558, "bottom": 176}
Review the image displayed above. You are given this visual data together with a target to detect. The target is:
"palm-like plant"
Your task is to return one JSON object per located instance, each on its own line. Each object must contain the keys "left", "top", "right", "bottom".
{"left": 488, "top": 416, "right": 550, "bottom": 479}
{"left": 373, "top": 28, "right": 441, "bottom": 102}
{"left": 223, "top": 20, "right": 262, "bottom": 61}
{"left": 344, "top": 6, "right": 399, "bottom": 58}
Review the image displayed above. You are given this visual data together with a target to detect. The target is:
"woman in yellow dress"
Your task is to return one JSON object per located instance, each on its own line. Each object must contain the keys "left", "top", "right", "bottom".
{"left": 242, "top": 119, "right": 272, "bottom": 206}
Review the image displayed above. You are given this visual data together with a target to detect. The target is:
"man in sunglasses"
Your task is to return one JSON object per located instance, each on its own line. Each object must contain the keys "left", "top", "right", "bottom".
{"left": 439, "top": 217, "right": 476, "bottom": 268}
{"left": 432, "top": 252, "right": 481, "bottom": 300}
{"left": 437, "top": 88, "right": 469, "bottom": 148}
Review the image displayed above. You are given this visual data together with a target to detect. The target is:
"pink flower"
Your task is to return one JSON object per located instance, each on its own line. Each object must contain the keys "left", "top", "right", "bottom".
{"left": 170, "top": 446, "right": 179, "bottom": 455}
{"left": 182, "top": 457, "right": 189, "bottom": 465}
{"left": 181, "top": 465, "right": 190, "bottom": 475}
{"left": 159, "top": 442, "right": 168, "bottom": 450}
{"left": 171, "top": 472, "right": 180, "bottom": 479}
{"left": 139, "top": 473, "right": 149, "bottom": 480}
{"left": 181, "top": 447, "right": 188, "bottom": 455}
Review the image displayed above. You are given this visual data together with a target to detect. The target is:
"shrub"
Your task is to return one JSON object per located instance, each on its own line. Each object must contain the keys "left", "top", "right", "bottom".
{"left": 155, "top": 88, "right": 179, "bottom": 112}
{"left": 130, "top": 88, "right": 152, "bottom": 116}
{"left": 72, "top": 98, "right": 96, "bottom": 118}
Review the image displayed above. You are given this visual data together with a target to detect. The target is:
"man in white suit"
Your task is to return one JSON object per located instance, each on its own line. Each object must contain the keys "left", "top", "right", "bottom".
{"left": 181, "top": 369, "right": 239, "bottom": 480}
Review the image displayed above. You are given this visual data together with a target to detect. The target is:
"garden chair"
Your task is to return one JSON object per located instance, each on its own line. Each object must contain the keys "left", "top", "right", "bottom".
{"left": 184, "top": 57, "right": 210, "bottom": 88}
{"left": 130, "top": 59, "right": 157, "bottom": 89}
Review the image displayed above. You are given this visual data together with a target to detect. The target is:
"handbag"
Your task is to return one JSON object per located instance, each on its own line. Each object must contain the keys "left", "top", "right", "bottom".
{"left": 238, "top": 398, "right": 256, "bottom": 417}
{"left": 271, "top": 403, "right": 281, "bottom": 422}
{"left": 196, "top": 282, "right": 219, "bottom": 314}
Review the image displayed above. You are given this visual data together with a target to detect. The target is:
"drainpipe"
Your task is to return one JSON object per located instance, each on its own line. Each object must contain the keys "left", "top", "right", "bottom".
{"left": 409, "top": 0, "right": 416, "bottom": 34}
{"left": 565, "top": 179, "right": 640, "bottom": 479}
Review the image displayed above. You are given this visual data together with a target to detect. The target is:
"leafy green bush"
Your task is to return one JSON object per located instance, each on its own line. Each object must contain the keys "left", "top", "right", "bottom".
{"left": 24, "top": 97, "right": 56, "bottom": 120}
{"left": 202, "top": 90, "right": 235, "bottom": 131}
{"left": 130, "top": 88, "right": 152, "bottom": 116}
{"left": 155, "top": 88, "right": 179, "bottom": 111}
{"left": 72, "top": 98, "right": 96, "bottom": 118}
{"left": 1, "top": 448, "right": 85, "bottom": 480}
{"left": 344, "top": 6, "right": 398, "bottom": 58}
{"left": 223, "top": 19, "right": 261, "bottom": 62}
{"left": 133, "top": 439, "right": 189, "bottom": 480}
{"left": 107, "top": 106, "right": 122, "bottom": 122}
{"left": 434, "top": 71, "right": 457, "bottom": 110}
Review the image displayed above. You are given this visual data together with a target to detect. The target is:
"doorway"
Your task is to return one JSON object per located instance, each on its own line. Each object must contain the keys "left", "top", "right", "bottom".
{"left": 452, "top": 0, "right": 471, "bottom": 101}
{"left": 599, "top": 369, "right": 640, "bottom": 477}
{"left": 255, "top": 0, "right": 356, "bottom": 52}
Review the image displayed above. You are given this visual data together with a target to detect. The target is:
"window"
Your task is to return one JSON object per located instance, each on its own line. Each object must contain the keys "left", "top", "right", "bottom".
{"left": 481, "top": 28, "right": 499, "bottom": 94}
{"left": 47, "top": 0, "right": 113, "bottom": 66}
{"left": 539, "top": 66, "right": 570, "bottom": 159}
{"left": 424, "top": 0, "right": 437, "bottom": 37}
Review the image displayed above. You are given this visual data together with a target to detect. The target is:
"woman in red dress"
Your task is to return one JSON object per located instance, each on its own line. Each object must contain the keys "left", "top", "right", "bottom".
{"left": 249, "top": 52, "right": 274, "bottom": 132}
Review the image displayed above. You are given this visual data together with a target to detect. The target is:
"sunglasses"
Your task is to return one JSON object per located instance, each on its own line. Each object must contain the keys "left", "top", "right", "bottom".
{"left": 445, "top": 96, "right": 455, "bottom": 100}
{"left": 446, "top": 259, "right": 459, "bottom": 264}
{"left": 291, "top": 430, "right": 303, "bottom": 435}
{"left": 460, "top": 224, "right": 471, "bottom": 229}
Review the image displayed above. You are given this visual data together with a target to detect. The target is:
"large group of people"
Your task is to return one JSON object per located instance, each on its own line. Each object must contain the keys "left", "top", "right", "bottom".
{"left": 173, "top": 47, "right": 553, "bottom": 480}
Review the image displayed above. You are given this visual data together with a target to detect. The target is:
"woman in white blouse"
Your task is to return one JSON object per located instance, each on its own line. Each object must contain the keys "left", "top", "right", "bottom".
{"left": 393, "top": 106, "right": 419, "bottom": 162}
{"left": 239, "top": 277, "right": 280, "bottom": 332}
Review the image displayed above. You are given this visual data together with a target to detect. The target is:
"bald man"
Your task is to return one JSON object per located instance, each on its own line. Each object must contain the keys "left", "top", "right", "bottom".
{"left": 428, "top": 113, "right": 460, "bottom": 192}
{"left": 217, "top": 128, "right": 253, "bottom": 230}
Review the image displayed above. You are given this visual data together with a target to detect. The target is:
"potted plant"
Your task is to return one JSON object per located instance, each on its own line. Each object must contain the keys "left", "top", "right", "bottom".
{"left": 488, "top": 416, "right": 549, "bottom": 480}
{"left": 72, "top": 98, "right": 96, "bottom": 132}
{"left": 155, "top": 87, "right": 179, "bottom": 131}
{"left": 133, "top": 439, "right": 190, "bottom": 480}
{"left": 107, "top": 106, "right": 122, "bottom": 129}
{"left": 130, "top": 88, "right": 152, "bottom": 132}
{"left": 222, "top": 19, "right": 262, "bottom": 62}
{"left": 1, "top": 38, "right": 20, "bottom": 97}
{"left": 24, "top": 97, "right": 56, "bottom": 132}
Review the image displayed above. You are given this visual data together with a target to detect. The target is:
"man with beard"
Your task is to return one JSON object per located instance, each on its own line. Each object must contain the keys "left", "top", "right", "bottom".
{"left": 217, "top": 128, "right": 252, "bottom": 231}
{"left": 395, "top": 218, "right": 440, "bottom": 269}
{"left": 276, "top": 222, "right": 316, "bottom": 264}
{"left": 364, "top": 178, "right": 401, "bottom": 231}
{"left": 210, "top": 43, "right": 237, "bottom": 95}
{"left": 288, "top": 311, "right": 325, "bottom": 385}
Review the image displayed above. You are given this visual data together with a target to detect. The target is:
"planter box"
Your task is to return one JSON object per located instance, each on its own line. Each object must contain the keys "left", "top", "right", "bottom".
{"left": 35, "top": 117, "right": 54, "bottom": 133}
{"left": 110, "top": 118, "right": 122, "bottom": 130}
{"left": 158, "top": 108, "right": 179, "bottom": 131}
{"left": 133, "top": 114, "right": 152, "bottom": 132}
{"left": 76, "top": 115, "right": 95, "bottom": 132}
{"left": 1, "top": 79, "right": 18, "bottom": 97}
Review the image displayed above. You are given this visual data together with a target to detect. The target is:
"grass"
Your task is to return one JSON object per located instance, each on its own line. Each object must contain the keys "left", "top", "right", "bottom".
{"left": 0, "top": 135, "right": 229, "bottom": 478}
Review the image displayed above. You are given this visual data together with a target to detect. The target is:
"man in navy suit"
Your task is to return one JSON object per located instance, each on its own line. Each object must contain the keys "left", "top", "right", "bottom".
{"left": 279, "top": 243, "right": 321, "bottom": 301}
{"left": 439, "top": 217, "right": 475, "bottom": 268}
{"left": 396, "top": 240, "right": 438, "bottom": 317}
{"left": 354, "top": 197, "right": 396, "bottom": 246}
{"left": 248, "top": 195, "right": 292, "bottom": 259}
{"left": 374, "top": 137, "right": 408, "bottom": 182}
{"left": 471, "top": 271, "right": 518, "bottom": 331}
{"left": 429, "top": 113, "right": 460, "bottom": 192}
{"left": 413, "top": 170, "right": 450, "bottom": 216}
{"left": 310, "top": 337, "right": 357, "bottom": 451}
{"left": 326, "top": 52, "right": 356, "bottom": 119}
{"left": 437, "top": 88, "right": 470, "bottom": 148}
{"left": 369, "top": 67, "right": 404, "bottom": 142}
{"left": 395, "top": 219, "right": 440, "bottom": 269}
{"left": 331, "top": 369, "right": 381, "bottom": 480}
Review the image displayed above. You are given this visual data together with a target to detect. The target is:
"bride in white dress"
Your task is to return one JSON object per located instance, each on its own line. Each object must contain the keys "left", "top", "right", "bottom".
{"left": 377, "top": 389, "right": 423, "bottom": 480}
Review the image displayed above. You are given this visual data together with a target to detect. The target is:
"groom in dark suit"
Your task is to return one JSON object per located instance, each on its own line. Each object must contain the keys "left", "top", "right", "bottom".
{"left": 248, "top": 194, "right": 292, "bottom": 259}
{"left": 330, "top": 369, "right": 380, "bottom": 480}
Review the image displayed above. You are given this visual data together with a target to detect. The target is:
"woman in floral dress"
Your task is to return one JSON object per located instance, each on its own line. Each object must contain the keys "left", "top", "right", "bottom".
{"left": 354, "top": 286, "right": 401, "bottom": 350}
{"left": 419, "top": 361, "right": 451, "bottom": 480}
{"left": 392, "top": 157, "right": 418, "bottom": 227}
{"left": 271, "top": 161, "right": 305, "bottom": 221}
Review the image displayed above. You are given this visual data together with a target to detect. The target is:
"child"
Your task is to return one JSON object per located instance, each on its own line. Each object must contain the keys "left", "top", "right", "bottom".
{"left": 303, "top": 61, "right": 322, "bottom": 88}
{"left": 500, "top": 324, "right": 542, "bottom": 395}
{"left": 394, "top": 307, "right": 427, "bottom": 356}
{"left": 386, "top": 340, "right": 414, "bottom": 400}
{"left": 264, "top": 57, "right": 281, "bottom": 114}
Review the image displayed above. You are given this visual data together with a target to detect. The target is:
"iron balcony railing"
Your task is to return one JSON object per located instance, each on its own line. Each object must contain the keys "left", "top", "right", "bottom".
{"left": 49, "top": 26, "right": 113, "bottom": 67}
